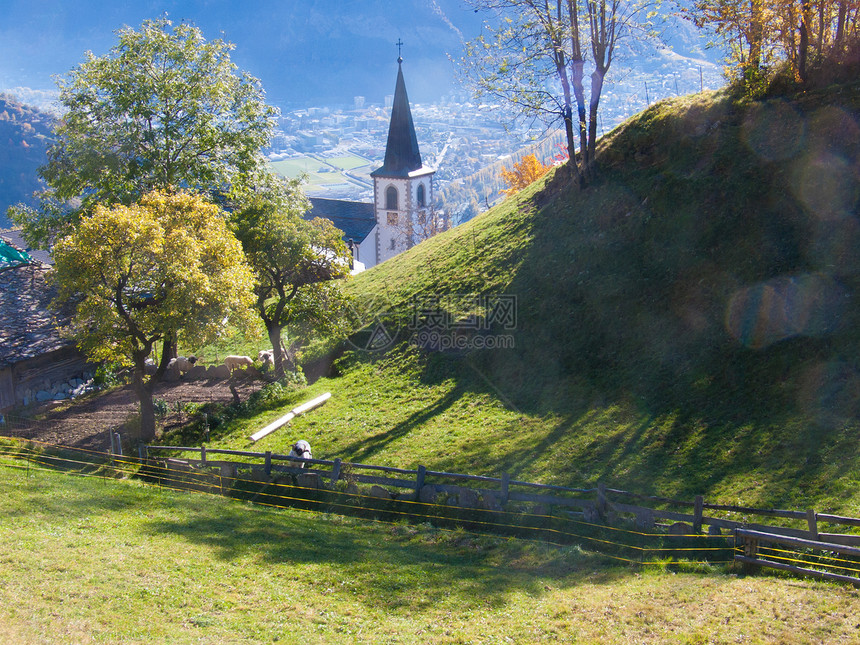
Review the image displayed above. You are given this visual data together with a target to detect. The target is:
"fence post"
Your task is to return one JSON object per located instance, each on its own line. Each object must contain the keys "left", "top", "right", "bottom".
{"left": 264, "top": 451, "right": 272, "bottom": 477}
{"left": 500, "top": 472, "right": 510, "bottom": 505}
{"left": 331, "top": 458, "right": 342, "bottom": 487}
{"left": 741, "top": 532, "right": 760, "bottom": 574}
{"left": 201, "top": 445, "right": 207, "bottom": 465}
{"left": 693, "top": 495, "right": 704, "bottom": 534}
{"left": 597, "top": 483, "right": 607, "bottom": 520}
{"left": 138, "top": 443, "right": 147, "bottom": 461}
{"left": 415, "top": 465, "right": 426, "bottom": 500}
{"left": 114, "top": 433, "right": 122, "bottom": 456}
{"left": 807, "top": 509, "right": 819, "bottom": 541}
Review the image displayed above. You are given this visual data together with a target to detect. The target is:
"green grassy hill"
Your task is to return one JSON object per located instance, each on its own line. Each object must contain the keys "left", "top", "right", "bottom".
{"left": 179, "top": 82, "right": 860, "bottom": 516}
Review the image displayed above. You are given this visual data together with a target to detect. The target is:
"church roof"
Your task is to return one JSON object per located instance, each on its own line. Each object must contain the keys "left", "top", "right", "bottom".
{"left": 306, "top": 197, "right": 376, "bottom": 244}
{"left": 371, "top": 62, "right": 430, "bottom": 179}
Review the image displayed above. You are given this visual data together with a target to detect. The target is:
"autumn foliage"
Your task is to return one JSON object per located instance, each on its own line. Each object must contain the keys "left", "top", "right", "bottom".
{"left": 499, "top": 154, "right": 552, "bottom": 197}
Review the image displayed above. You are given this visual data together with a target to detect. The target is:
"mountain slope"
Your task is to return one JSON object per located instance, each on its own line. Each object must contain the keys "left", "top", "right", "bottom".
{"left": 0, "top": 94, "right": 52, "bottom": 229}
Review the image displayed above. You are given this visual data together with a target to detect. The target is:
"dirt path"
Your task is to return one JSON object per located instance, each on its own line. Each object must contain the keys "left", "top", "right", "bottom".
{"left": 1, "top": 378, "right": 264, "bottom": 453}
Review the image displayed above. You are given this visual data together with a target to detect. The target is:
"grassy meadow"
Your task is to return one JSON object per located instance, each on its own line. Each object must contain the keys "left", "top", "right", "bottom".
{"left": 8, "top": 82, "right": 860, "bottom": 643}
{"left": 2, "top": 461, "right": 859, "bottom": 644}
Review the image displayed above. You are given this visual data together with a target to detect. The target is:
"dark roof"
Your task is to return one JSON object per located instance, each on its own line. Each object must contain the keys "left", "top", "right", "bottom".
{"left": 0, "top": 263, "right": 72, "bottom": 368}
{"left": 371, "top": 62, "right": 429, "bottom": 179}
{"left": 307, "top": 198, "right": 376, "bottom": 244}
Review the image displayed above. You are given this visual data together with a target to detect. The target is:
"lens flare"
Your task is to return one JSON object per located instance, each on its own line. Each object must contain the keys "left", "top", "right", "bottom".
{"left": 725, "top": 273, "right": 845, "bottom": 348}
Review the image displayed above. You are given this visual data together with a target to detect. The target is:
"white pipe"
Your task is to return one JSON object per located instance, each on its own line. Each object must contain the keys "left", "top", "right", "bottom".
{"left": 249, "top": 392, "right": 331, "bottom": 443}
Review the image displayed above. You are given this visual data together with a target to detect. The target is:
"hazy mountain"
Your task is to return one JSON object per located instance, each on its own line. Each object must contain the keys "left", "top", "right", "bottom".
{"left": 0, "top": 1, "right": 722, "bottom": 108}
{"left": 0, "top": 95, "right": 53, "bottom": 230}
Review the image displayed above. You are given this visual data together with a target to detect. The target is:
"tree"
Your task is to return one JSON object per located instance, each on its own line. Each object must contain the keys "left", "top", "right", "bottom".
{"left": 464, "top": 0, "right": 648, "bottom": 182}
{"left": 499, "top": 153, "right": 553, "bottom": 196}
{"left": 684, "top": 0, "right": 860, "bottom": 90}
{"left": 10, "top": 17, "right": 277, "bottom": 248}
{"left": 230, "top": 177, "right": 353, "bottom": 379}
{"left": 683, "top": 0, "right": 776, "bottom": 85}
{"left": 50, "top": 190, "right": 256, "bottom": 441}
{"left": 462, "top": 0, "right": 584, "bottom": 183}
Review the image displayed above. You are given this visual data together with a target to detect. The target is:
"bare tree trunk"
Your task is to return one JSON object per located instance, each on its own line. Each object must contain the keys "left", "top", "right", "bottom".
{"left": 132, "top": 350, "right": 157, "bottom": 442}
{"left": 566, "top": 0, "right": 588, "bottom": 169}
{"left": 797, "top": 0, "right": 810, "bottom": 81}
{"left": 571, "top": 59, "right": 588, "bottom": 168}
{"left": 588, "top": 69, "right": 605, "bottom": 177}
{"left": 835, "top": 1, "right": 847, "bottom": 52}
{"left": 749, "top": 0, "right": 764, "bottom": 69}
{"left": 268, "top": 324, "right": 287, "bottom": 379}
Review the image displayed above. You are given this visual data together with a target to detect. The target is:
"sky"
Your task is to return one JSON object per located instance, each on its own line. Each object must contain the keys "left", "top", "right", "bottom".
{"left": 0, "top": 0, "right": 484, "bottom": 108}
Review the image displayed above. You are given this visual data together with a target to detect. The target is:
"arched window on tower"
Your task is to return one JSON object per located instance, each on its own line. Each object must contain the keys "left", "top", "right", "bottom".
{"left": 385, "top": 186, "right": 398, "bottom": 210}
{"left": 416, "top": 183, "right": 426, "bottom": 207}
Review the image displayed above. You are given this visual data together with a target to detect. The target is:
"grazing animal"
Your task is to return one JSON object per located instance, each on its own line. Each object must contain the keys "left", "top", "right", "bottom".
{"left": 288, "top": 440, "right": 312, "bottom": 467}
{"left": 257, "top": 349, "right": 274, "bottom": 367}
{"left": 172, "top": 355, "right": 196, "bottom": 373}
{"left": 223, "top": 355, "right": 254, "bottom": 370}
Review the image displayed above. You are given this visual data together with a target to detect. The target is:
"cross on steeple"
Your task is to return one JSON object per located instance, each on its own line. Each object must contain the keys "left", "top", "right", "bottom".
{"left": 396, "top": 38, "right": 404, "bottom": 63}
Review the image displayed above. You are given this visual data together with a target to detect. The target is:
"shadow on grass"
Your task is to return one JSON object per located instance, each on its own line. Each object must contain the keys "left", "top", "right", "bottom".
{"left": 0, "top": 460, "right": 635, "bottom": 610}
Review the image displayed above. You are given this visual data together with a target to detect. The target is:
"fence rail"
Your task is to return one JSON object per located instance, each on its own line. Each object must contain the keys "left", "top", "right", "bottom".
{"left": 143, "top": 444, "right": 860, "bottom": 545}
{"left": 5, "top": 436, "right": 860, "bottom": 584}
{"left": 735, "top": 528, "right": 860, "bottom": 586}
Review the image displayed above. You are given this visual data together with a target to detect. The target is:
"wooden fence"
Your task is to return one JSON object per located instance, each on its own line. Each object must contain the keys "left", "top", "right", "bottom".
{"left": 142, "top": 443, "right": 860, "bottom": 588}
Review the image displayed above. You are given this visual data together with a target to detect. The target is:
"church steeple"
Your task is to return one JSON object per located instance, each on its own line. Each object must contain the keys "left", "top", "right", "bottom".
{"left": 371, "top": 54, "right": 424, "bottom": 178}
{"left": 371, "top": 44, "right": 436, "bottom": 265}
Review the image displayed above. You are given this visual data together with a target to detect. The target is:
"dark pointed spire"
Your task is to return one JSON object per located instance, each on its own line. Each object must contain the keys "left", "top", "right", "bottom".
{"left": 371, "top": 53, "right": 424, "bottom": 178}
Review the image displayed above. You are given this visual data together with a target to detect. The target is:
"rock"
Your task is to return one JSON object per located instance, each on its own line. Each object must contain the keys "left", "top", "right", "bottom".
{"left": 369, "top": 485, "right": 392, "bottom": 499}
{"left": 35, "top": 390, "right": 52, "bottom": 402}
{"left": 635, "top": 509, "right": 655, "bottom": 529}
{"left": 208, "top": 364, "right": 231, "bottom": 379}
{"left": 457, "top": 488, "right": 480, "bottom": 509}
{"left": 418, "top": 484, "right": 438, "bottom": 504}
{"left": 668, "top": 522, "right": 693, "bottom": 536}
{"left": 297, "top": 473, "right": 323, "bottom": 489}
{"left": 163, "top": 366, "right": 181, "bottom": 382}
{"left": 583, "top": 504, "right": 600, "bottom": 523}
{"left": 185, "top": 365, "right": 208, "bottom": 381}
{"left": 481, "top": 492, "right": 503, "bottom": 511}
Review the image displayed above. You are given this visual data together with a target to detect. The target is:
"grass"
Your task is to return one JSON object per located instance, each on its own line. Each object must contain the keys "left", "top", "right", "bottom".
{"left": 269, "top": 154, "right": 371, "bottom": 189}
{"left": 26, "top": 82, "right": 860, "bottom": 642}
{"left": 158, "top": 81, "right": 860, "bottom": 520}
{"left": 2, "top": 460, "right": 859, "bottom": 644}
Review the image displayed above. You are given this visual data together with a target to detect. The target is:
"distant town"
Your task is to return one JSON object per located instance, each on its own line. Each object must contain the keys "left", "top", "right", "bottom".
{"left": 266, "top": 50, "right": 723, "bottom": 223}
{"left": 1, "top": 46, "right": 723, "bottom": 225}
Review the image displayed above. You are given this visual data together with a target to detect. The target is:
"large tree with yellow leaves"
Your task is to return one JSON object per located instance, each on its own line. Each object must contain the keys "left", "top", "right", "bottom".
{"left": 51, "top": 190, "right": 256, "bottom": 440}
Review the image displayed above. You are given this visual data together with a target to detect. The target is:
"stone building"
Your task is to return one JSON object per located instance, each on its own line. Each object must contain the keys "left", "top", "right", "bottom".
{"left": 0, "top": 234, "right": 91, "bottom": 412}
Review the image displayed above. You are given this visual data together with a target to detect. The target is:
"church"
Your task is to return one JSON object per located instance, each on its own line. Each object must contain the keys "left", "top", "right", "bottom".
{"left": 306, "top": 54, "right": 435, "bottom": 272}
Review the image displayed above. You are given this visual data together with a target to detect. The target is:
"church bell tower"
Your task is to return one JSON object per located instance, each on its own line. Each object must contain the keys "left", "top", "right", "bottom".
{"left": 370, "top": 44, "right": 435, "bottom": 264}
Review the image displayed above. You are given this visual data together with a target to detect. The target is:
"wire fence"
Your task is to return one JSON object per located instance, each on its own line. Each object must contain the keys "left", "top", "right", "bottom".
{"left": 3, "top": 436, "right": 860, "bottom": 584}
{"left": 0, "top": 436, "right": 734, "bottom": 568}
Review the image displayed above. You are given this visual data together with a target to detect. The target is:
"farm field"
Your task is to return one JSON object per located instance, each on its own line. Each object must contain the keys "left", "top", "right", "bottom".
{"left": 269, "top": 153, "right": 370, "bottom": 191}
{"left": 1, "top": 461, "right": 858, "bottom": 645}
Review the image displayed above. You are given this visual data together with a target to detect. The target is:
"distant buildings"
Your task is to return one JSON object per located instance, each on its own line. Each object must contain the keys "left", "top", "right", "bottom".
{"left": 307, "top": 57, "right": 435, "bottom": 271}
